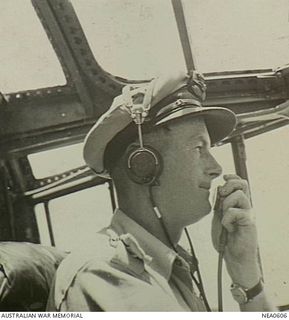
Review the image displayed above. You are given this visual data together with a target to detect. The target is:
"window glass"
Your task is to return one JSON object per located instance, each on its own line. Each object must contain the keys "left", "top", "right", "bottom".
{"left": 35, "top": 203, "right": 52, "bottom": 246}
{"left": 72, "top": 0, "right": 289, "bottom": 79}
{"left": 28, "top": 143, "right": 85, "bottom": 179}
{"left": 0, "top": 0, "right": 66, "bottom": 93}
{"left": 35, "top": 185, "right": 112, "bottom": 251}
{"left": 246, "top": 126, "right": 289, "bottom": 306}
{"left": 71, "top": 0, "right": 186, "bottom": 79}
{"left": 184, "top": 0, "right": 289, "bottom": 72}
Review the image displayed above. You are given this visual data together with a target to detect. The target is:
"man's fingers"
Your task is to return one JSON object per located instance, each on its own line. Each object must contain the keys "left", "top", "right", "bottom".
{"left": 219, "top": 178, "right": 249, "bottom": 198}
{"left": 222, "top": 190, "right": 251, "bottom": 211}
{"left": 221, "top": 207, "right": 253, "bottom": 232}
{"left": 223, "top": 174, "right": 241, "bottom": 181}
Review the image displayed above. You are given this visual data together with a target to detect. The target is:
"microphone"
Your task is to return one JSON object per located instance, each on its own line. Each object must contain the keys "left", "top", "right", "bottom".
{"left": 214, "top": 187, "right": 228, "bottom": 253}
{"left": 214, "top": 186, "right": 228, "bottom": 312}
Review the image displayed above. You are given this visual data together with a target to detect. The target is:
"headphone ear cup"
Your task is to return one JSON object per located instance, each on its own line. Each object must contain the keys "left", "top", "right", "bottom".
{"left": 126, "top": 146, "right": 162, "bottom": 185}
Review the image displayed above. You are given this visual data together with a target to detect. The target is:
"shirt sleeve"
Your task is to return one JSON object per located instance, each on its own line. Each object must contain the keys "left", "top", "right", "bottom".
{"left": 46, "top": 270, "right": 104, "bottom": 311}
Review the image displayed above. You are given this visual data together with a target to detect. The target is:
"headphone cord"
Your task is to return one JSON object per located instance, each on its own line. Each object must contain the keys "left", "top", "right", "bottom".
{"left": 148, "top": 186, "right": 177, "bottom": 252}
{"left": 217, "top": 227, "right": 228, "bottom": 312}
{"left": 218, "top": 250, "right": 224, "bottom": 311}
{"left": 184, "top": 228, "right": 212, "bottom": 312}
{"left": 214, "top": 189, "right": 227, "bottom": 312}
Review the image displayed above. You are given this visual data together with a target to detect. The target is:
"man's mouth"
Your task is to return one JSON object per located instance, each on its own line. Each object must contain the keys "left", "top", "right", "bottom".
{"left": 199, "top": 183, "right": 211, "bottom": 190}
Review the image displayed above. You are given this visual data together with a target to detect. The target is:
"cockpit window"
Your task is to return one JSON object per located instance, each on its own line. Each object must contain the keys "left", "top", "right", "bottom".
{"left": 35, "top": 186, "right": 112, "bottom": 251}
{"left": 71, "top": 0, "right": 289, "bottom": 79}
{"left": 28, "top": 143, "right": 84, "bottom": 179}
{"left": 246, "top": 125, "right": 289, "bottom": 306}
{"left": 184, "top": 0, "right": 289, "bottom": 72}
{"left": 0, "top": 0, "right": 66, "bottom": 93}
{"left": 71, "top": 0, "right": 186, "bottom": 79}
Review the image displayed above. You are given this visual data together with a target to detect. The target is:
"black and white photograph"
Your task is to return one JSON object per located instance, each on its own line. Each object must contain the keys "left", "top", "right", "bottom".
{"left": 0, "top": 0, "right": 288, "bottom": 313}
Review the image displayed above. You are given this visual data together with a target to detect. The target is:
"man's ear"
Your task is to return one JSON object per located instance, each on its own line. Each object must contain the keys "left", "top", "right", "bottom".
{"left": 126, "top": 142, "right": 140, "bottom": 153}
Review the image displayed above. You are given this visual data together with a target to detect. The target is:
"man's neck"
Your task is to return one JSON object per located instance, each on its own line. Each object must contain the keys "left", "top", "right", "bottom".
{"left": 117, "top": 192, "right": 183, "bottom": 249}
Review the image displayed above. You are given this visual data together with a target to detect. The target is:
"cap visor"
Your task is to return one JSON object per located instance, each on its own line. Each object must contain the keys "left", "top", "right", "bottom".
{"left": 155, "top": 106, "right": 237, "bottom": 145}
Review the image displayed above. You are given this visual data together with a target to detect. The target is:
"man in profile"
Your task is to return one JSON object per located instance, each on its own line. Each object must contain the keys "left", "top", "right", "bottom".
{"left": 47, "top": 71, "right": 274, "bottom": 311}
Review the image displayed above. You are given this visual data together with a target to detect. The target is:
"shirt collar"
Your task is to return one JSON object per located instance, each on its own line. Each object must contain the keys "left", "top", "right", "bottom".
{"left": 109, "top": 209, "right": 178, "bottom": 281}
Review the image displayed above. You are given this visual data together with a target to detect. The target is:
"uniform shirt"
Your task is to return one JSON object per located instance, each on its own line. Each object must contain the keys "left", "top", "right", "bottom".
{"left": 46, "top": 210, "right": 206, "bottom": 311}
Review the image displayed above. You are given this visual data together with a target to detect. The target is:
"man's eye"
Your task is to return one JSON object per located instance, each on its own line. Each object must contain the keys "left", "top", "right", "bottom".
{"left": 196, "top": 146, "right": 202, "bottom": 152}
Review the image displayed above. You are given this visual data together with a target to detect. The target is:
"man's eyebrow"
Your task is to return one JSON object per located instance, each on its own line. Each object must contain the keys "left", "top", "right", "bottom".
{"left": 191, "top": 135, "right": 210, "bottom": 146}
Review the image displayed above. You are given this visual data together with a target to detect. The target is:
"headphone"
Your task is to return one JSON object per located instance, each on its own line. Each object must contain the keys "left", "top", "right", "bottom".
{"left": 125, "top": 145, "right": 162, "bottom": 185}
{"left": 121, "top": 80, "right": 164, "bottom": 185}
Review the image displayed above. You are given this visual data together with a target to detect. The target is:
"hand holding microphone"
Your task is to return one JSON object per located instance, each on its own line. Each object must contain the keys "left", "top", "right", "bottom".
{"left": 211, "top": 174, "right": 261, "bottom": 289}
{"left": 212, "top": 174, "right": 253, "bottom": 252}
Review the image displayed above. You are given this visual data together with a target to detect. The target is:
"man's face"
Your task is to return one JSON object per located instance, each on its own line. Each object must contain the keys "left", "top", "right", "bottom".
{"left": 154, "top": 116, "right": 222, "bottom": 228}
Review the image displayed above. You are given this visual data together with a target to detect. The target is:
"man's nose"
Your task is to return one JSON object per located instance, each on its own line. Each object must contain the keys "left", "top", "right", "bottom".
{"left": 205, "top": 152, "right": 222, "bottom": 180}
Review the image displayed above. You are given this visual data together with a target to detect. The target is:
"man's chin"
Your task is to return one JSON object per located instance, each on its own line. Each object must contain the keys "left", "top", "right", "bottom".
{"left": 201, "top": 199, "right": 212, "bottom": 215}
{"left": 200, "top": 206, "right": 212, "bottom": 219}
{"left": 189, "top": 204, "right": 212, "bottom": 225}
